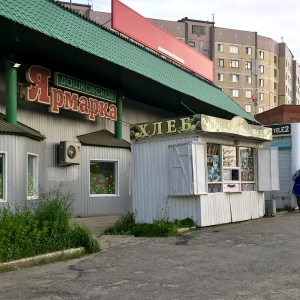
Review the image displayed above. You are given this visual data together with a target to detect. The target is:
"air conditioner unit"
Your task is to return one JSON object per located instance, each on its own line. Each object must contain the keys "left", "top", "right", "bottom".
{"left": 59, "top": 141, "right": 81, "bottom": 165}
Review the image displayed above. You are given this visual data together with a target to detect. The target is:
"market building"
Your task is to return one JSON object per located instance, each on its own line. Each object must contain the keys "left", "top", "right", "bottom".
{"left": 1, "top": 0, "right": 273, "bottom": 217}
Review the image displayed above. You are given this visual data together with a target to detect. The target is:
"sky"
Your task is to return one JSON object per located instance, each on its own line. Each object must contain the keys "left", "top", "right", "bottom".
{"left": 71, "top": 0, "right": 300, "bottom": 62}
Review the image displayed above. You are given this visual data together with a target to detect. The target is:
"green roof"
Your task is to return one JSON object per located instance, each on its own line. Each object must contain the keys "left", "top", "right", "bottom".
{"left": 0, "top": 0, "right": 258, "bottom": 124}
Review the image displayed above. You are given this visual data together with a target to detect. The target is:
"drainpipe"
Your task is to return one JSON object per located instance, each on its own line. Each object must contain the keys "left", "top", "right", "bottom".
{"left": 5, "top": 54, "right": 17, "bottom": 125}
{"left": 115, "top": 90, "right": 122, "bottom": 140}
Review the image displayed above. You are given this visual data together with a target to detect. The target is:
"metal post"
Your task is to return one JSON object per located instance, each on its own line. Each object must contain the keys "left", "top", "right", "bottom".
{"left": 5, "top": 54, "right": 17, "bottom": 125}
{"left": 115, "top": 90, "right": 122, "bottom": 140}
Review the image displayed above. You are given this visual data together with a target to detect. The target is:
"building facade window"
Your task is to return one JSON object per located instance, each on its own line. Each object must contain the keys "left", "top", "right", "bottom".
{"left": 274, "top": 69, "right": 277, "bottom": 77}
{"left": 274, "top": 55, "right": 277, "bottom": 63}
{"left": 230, "top": 74, "right": 239, "bottom": 82}
{"left": 230, "top": 46, "right": 239, "bottom": 53}
{"left": 231, "top": 89, "right": 239, "bottom": 97}
{"left": 90, "top": 160, "right": 118, "bottom": 195}
{"left": 245, "top": 105, "right": 251, "bottom": 112}
{"left": 192, "top": 25, "right": 205, "bottom": 36}
{"left": 259, "top": 65, "right": 264, "bottom": 73}
{"left": 258, "top": 107, "right": 264, "bottom": 113}
{"left": 245, "top": 61, "right": 251, "bottom": 69}
{"left": 217, "top": 73, "right": 224, "bottom": 81}
{"left": 259, "top": 51, "right": 264, "bottom": 59}
{"left": 218, "top": 59, "right": 224, "bottom": 67}
{"left": 274, "top": 82, "right": 277, "bottom": 89}
{"left": 259, "top": 79, "right": 264, "bottom": 87}
{"left": 245, "top": 91, "right": 251, "bottom": 98}
{"left": 246, "top": 76, "right": 252, "bottom": 84}
{"left": 0, "top": 153, "right": 6, "bottom": 202}
{"left": 259, "top": 93, "right": 264, "bottom": 101}
{"left": 27, "top": 153, "right": 38, "bottom": 199}
{"left": 246, "top": 47, "right": 252, "bottom": 55}
{"left": 188, "top": 41, "right": 195, "bottom": 48}
{"left": 274, "top": 96, "right": 277, "bottom": 103}
{"left": 230, "top": 60, "right": 239, "bottom": 68}
{"left": 218, "top": 44, "right": 224, "bottom": 52}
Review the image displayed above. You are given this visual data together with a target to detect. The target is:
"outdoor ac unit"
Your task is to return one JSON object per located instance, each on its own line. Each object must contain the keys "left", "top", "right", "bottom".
{"left": 59, "top": 141, "right": 81, "bottom": 165}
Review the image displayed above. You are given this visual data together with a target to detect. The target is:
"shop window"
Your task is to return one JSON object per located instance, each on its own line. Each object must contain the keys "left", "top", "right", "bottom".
{"left": 0, "top": 153, "right": 6, "bottom": 202}
{"left": 90, "top": 160, "right": 118, "bottom": 195}
{"left": 207, "top": 145, "right": 256, "bottom": 193}
{"left": 27, "top": 154, "right": 38, "bottom": 199}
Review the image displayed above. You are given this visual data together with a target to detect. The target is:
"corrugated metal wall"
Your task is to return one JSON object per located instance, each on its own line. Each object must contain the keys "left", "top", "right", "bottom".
{"left": 0, "top": 135, "right": 45, "bottom": 208}
{"left": 132, "top": 134, "right": 265, "bottom": 227}
{"left": 132, "top": 134, "right": 200, "bottom": 224}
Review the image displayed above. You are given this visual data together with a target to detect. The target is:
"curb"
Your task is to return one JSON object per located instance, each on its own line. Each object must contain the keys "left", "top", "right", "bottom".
{"left": 0, "top": 247, "right": 85, "bottom": 271}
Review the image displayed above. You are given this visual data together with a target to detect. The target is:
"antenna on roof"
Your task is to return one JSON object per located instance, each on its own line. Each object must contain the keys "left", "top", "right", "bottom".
{"left": 212, "top": 13, "right": 215, "bottom": 23}
{"left": 281, "top": 36, "right": 284, "bottom": 43}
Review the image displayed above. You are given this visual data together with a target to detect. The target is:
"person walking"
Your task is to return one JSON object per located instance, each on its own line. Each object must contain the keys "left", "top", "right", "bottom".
{"left": 292, "top": 169, "right": 300, "bottom": 210}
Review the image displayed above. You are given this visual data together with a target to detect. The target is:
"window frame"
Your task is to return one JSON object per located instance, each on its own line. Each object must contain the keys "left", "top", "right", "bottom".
{"left": 245, "top": 61, "right": 251, "bottom": 69}
{"left": 246, "top": 76, "right": 252, "bottom": 84}
{"left": 230, "top": 60, "right": 239, "bottom": 68}
{"left": 245, "top": 105, "right": 252, "bottom": 112}
{"left": 0, "top": 152, "right": 7, "bottom": 202}
{"left": 218, "top": 59, "right": 224, "bottom": 67}
{"left": 259, "top": 51, "right": 264, "bottom": 59}
{"left": 230, "top": 74, "right": 239, "bottom": 83}
{"left": 231, "top": 89, "right": 239, "bottom": 97}
{"left": 246, "top": 47, "right": 252, "bottom": 55}
{"left": 27, "top": 153, "right": 38, "bottom": 200}
{"left": 230, "top": 45, "right": 239, "bottom": 54}
{"left": 217, "top": 73, "right": 224, "bottom": 81}
{"left": 259, "top": 79, "right": 264, "bottom": 87}
{"left": 245, "top": 90, "right": 252, "bottom": 98}
{"left": 89, "top": 159, "right": 119, "bottom": 197}
{"left": 218, "top": 44, "right": 224, "bottom": 52}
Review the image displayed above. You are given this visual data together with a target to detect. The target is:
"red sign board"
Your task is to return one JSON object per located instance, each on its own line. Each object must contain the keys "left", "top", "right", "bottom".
{"left": 111, "top": 0, "right": 213, "bottom": 82}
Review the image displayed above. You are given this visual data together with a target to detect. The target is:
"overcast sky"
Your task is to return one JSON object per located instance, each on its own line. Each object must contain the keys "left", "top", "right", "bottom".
{"left": 72, "top": 0, "right": 300, "bottom": 62}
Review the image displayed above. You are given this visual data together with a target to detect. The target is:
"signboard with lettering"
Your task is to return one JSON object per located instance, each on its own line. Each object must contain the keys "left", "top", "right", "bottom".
{"left": 130, "top": 114, "right": 273, "bottom": 141}
{"left": 266, "top": 124, "right": 291, "bottom": 136}
{"left": 25, "top": 65, "right": 117, "bottom": 122}
{"left": 54, "top": 73, "right": 116, "bottom": 103}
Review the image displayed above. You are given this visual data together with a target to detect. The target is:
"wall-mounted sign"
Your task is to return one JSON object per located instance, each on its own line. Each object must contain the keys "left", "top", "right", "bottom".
{"left": 266, "top": 123, "right": 291, "bottom": 136}
{"left": 201, "top": 115, "right": 272, "bottom": 141}
{"left": 130, "top": 114, "right": 272, "bottom": 141}
{"left": 54, "top": 73, "right": 116, "bottom": 103}
{"left": 25, "top": 65, "right": 117, "bottom": 121}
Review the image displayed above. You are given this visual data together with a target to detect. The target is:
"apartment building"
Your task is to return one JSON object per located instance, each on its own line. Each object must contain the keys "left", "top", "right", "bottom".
{"left": 61, "top": 2, "right": 300, "bottom": 117}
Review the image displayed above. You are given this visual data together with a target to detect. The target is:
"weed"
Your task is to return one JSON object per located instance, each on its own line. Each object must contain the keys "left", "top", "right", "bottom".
{"left": 104, "top": 212, "right": 196, "bottom": 237}
{"left": 0, "top": 184, "right": 100, "bottom": 263}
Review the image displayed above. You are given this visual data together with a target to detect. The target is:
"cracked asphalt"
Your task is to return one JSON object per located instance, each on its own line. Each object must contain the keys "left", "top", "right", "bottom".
{"left": 1, "top": 212, "right": 300, "bottom": 300}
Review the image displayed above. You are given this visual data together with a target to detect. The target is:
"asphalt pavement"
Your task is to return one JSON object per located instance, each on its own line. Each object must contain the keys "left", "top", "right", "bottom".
{"left": 1, "top": 212, "right": 300, "bottom": 299}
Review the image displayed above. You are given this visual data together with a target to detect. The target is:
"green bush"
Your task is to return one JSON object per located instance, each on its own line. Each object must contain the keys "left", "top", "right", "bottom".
{"left": 104, "top": 212, "right": 196, "bottom": 237}
{"left": 0, "top": 184, "right": 100, "bottom": 263}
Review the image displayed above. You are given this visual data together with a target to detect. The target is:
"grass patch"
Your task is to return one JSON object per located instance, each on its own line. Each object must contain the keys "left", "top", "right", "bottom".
{"left": 0, "top": 184, "right": 100, "bottom": 263}
{"left": 104, "top": 212, "right": 196, "bottom": 237}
